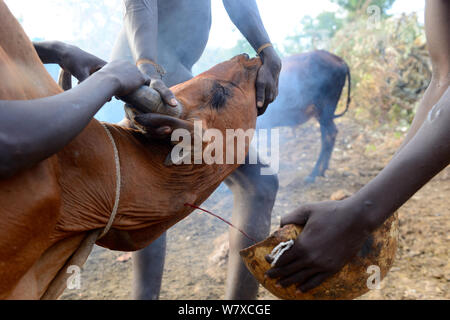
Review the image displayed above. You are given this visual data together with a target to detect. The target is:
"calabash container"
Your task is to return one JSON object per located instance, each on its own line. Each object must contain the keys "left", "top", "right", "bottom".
{"left": 240, "top": 213, "right": 398, "bottom": 300}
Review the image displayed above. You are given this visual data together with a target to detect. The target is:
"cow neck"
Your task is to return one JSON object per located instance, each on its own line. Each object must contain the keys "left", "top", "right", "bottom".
{"left": 52, "top": 120, "right": 239, "bottom": 243}
{"left": 104, "top": 122, "right": 240, "bottom": 230}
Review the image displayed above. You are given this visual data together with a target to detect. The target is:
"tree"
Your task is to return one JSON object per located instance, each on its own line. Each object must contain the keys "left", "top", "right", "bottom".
{"left": 282, "top": 0, "right": 397, "bottom": 55}
{"left": 283, "top": 11, "right": 344, "bottom": 54}
{"left": 53, "top": 0, "right": 123, "bottom": 60}
{"left": 330, "top": 0, "right": 396, "bottom": 19}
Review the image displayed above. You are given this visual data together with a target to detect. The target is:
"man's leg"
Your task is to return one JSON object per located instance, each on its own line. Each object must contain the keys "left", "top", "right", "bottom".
{"left": 111, "top": 29, "right": 197, "bottom": 299}
{"left": 111, "top": 30, "right": 167, "bottom": 300}
{"left": 224, "top": 153, "right": 278, "bottom": 300}
{"left": 130, "top": 65, "right": 194, "bottom": 300}
{"left": 132, "top": 233, "right": 166, "bottom": 299}
{"left": 400, "top": 0, "right": 449, "bottom": 149}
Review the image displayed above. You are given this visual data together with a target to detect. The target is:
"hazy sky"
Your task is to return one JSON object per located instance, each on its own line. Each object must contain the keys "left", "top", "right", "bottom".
{"left": 4, "top": 0, "right": 426, "bottom": 123}
{"left": 6, "top": 0, "right": 425, "bottom": 50}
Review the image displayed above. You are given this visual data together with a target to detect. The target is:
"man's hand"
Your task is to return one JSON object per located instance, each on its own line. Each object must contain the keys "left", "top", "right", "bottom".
{"left": 133, "top": 112, "right": 194, "bottom": 140}
{"left": 256, "top": 46, "right": 281, "bottom": 115}
{"left": 97, "top": 60, "right": 150, "bottom": 97}
{"left": 59, "top": 43, "right": 107, "bottom": 82}
{"left": 265, "top": 199, "right": 371, "bottom": 293}
{"left": 137, "top": 63, "right": 178, "bottom": 107}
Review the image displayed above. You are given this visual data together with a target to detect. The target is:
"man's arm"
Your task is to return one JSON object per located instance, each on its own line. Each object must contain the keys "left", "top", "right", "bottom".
{"left": 398, "top": 0, "right": 450, "bottom": 150}
{"left": 33, "top": 41, "right": 107, "bottom": 82}
{"left": 266, "top": 0, "right": 449, "bottom": 292}
{"left": 0, "top": 60, "right": 149, "bottom": 179}
{"left": 123, "top": 0, "right": 158, "bottom": 66}
{"left": 223, "top": 0, "right": 281, "bottom": 115}
{"left": 267, "top": 87, "right": 450, "bottom": 292}
{"left": 123, "top": 0, "right": 176, "bottom": 106}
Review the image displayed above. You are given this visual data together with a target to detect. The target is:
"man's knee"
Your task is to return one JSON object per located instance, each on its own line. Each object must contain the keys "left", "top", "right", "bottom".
{"left": 240, "top": 171, "right": 279, "bottom": 205}
{"left": 256, "top": 172, "right": 279, "bottom": 203}
{"left": 228, "top": 163, "right": 278, "bottom": 193}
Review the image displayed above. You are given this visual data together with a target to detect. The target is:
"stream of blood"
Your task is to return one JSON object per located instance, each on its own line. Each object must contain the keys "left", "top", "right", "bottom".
{"left": 184, "top": 203, "right": 257, "bottom": 244}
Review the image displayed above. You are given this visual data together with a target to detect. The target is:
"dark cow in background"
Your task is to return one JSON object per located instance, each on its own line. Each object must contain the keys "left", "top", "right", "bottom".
{"left": 258, "top": 50, "right": 351, "bottom": 183}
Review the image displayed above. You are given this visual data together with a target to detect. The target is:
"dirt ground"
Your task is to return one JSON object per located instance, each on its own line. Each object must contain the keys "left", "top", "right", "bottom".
{"left": 61, "top": 116, "right": 449, "bottom": 300}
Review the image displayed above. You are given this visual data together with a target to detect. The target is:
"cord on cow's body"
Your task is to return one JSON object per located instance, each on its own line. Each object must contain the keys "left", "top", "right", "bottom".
{"left": 98, "top": 122, "right": 121, "bottom": 240}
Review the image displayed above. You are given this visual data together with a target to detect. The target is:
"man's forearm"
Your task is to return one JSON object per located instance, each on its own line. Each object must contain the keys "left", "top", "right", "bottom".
{"left": 223, "top": 0, "right": 270, "bottom": 51}
{"left": 124, "top": 0, "right": 158, "bottom": 63}
{"left": 354, "top": 88, "right": 450, "bottom": 231}
{"left": 0, "top": 71, "right": 120, "bottom": 178}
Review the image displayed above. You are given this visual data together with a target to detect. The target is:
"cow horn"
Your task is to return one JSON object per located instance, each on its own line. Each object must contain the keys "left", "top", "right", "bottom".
{"left": 57, "top": 69, "right": 183, "bottom": 118}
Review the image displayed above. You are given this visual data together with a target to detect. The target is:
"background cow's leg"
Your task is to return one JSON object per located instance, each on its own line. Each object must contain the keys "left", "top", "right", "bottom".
{"left": 305, "top": 99, "right": 339, "bottom": 183}
{"left": 318, "top": 118, "right": 338, "bottom": 176}
{"left": 306, "top": 117, "right": 338, "bottom": 183}
{"left": 305, "top": 120, "right": 326, "bottom": 183}
{"left": 224, "top": 153, "right": 278, "bottom": 299}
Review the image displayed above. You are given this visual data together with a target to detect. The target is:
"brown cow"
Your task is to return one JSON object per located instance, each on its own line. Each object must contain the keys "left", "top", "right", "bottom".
{"left": 0, "top": 2, "right": 260, "bottom": 299}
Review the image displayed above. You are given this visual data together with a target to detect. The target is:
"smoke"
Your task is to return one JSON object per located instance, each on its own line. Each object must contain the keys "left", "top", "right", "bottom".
{"left": 258, "top": 52, "right": 347, "bottom": 130}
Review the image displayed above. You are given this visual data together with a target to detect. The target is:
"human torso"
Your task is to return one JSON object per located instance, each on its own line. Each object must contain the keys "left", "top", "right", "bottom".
{"left": 157, "top": 0, "right": 212, "bottom": 71}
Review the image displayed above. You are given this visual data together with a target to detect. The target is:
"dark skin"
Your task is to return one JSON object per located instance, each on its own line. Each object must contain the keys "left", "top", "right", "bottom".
{"left": 33, "top": 41, "right": 106, "bottom": 82}
{"left": 267, "top": 0, "right": 450, "bottom": 293}
{"left": 114, "top": 0, "right": 281, "bottom": 300}
{"left": 0, "top": 41, "right": 149, "bottom": 178}
{"left": 121, "top": 0, "right": 281, "bottom": 116}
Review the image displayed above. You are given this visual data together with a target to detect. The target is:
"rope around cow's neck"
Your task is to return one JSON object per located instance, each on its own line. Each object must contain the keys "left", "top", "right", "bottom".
{"left": 97, "top": 122, "right": 121, "bottom": 240}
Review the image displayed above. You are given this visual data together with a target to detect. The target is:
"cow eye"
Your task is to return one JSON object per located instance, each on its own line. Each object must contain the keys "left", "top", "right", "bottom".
{"left": 209, "top": 81, "right": 233, "bottom": 110}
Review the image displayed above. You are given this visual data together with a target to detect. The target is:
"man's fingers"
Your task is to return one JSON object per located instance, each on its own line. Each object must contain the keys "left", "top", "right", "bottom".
{"left": 142, "top": 74, "right": 151, "bottom": 86}
{"left": 260, "top": 86, "right": 273, "bottom": 114}
{"left": 134, "top": 113, "right": 193, "bottom": 132}
{"left": 274, "top": 82, "right": 279, "bottom": 100}
{"left": 265, "top": 242, "right": 307, "bottom": 279}
{"left": 298, "top": 273, "right": 330, "bottom": 293}
{"left": 272, "top": 239, "right": 310, "bottom": 270}
{"left": 155, "top": 126, "right": 173, "bottom": 136}
{"left": 256, "top": 81, "right": 266, "bottom": 109}
{"left": 266, "top": 86, "right": 275, "bottom": 104}
{"left": 278, "top": 268, "right": 317, "bottom": 288}
{"left": 265, "top": 256, "right": 307, "bottom": 279}
{"left": 280, "top": 205, "right": 312, "bottom": 227}
{"left": 151, "top": 80, "right": 177, "bottom": 106}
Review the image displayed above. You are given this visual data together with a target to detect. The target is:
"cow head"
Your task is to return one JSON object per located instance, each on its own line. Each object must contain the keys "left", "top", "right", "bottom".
{"left": 126, "top": 54, "right": 262, "bottom": 165}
